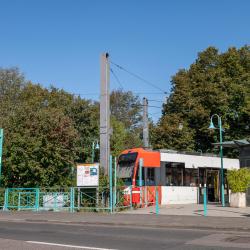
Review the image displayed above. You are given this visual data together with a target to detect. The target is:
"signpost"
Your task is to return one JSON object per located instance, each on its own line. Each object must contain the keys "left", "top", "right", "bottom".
{"left": 76, "top": 163, "right": 99, "bottom": 210}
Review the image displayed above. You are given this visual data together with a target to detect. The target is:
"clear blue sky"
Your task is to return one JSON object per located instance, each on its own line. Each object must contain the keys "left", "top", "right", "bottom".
{"left": 0, "top": 0, "right": 249, "bottom": 120}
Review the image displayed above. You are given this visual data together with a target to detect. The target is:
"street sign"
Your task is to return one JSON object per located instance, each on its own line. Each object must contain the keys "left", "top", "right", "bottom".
{"left": 77, "top": 163, "right": 99, "bottom": 187}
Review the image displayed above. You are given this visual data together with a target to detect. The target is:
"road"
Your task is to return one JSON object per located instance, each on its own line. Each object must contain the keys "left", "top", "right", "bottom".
{"left": 0, "top": 221, "right": 249, "bottom": 249}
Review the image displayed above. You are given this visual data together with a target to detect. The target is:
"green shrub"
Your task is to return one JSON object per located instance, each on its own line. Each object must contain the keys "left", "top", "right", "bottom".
{"left": 227, "top": 168, "right": 250, "bottom": 193}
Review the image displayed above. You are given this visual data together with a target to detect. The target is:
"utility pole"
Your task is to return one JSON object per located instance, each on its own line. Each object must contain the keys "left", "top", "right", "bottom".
{"left": 143, "top": 97, "right": 149, "bottom": 148}
{"left": 100, "top": 53, "right": 110, "bottom": 176}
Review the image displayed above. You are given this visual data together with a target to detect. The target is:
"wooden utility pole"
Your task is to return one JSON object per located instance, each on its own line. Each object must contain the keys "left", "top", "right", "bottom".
{"left": 100, "top": 53, "right": 110, "bottom": 175}
{"left": 143, "top": 97, "right": 149, "bottom": 148}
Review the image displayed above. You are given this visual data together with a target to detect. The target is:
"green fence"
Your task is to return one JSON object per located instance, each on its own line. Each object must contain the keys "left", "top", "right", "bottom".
{"left": 0, "top": 185, "right": 132, "bottom": 213}
{"left": 0, "top": 156, "right": 134, "bottom": 212}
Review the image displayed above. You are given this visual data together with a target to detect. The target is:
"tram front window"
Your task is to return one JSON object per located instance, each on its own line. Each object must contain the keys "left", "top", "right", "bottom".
{"left": 118, "top": 153, "right": 138, "bottom": 185}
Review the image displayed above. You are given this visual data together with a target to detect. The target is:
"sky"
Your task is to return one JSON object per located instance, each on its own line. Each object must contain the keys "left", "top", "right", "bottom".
{"left": 0, "top": 0, "right": 249, "bottom": 120}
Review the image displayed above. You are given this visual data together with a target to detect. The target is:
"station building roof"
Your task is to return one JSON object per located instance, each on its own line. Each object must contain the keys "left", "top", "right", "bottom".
{"left": 213, "top": 139, "right": 250, "bottom": 148}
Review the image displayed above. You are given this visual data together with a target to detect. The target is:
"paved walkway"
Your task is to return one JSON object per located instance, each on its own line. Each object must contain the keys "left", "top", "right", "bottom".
{"left": 122, "top": 203, "right": 250, "bottom": 218}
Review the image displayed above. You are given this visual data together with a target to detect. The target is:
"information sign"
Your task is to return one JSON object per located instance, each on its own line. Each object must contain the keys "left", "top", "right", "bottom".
{"left": 77, "top": 164, "right": 99, "bottom": 187}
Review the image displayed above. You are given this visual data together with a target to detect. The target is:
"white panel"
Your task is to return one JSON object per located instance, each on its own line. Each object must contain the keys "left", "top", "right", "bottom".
{"left": 160, "top": 152, "right": 239, "bottom": 170}
{"left": 161, "top": 186, "right": 198, "bottom": 205}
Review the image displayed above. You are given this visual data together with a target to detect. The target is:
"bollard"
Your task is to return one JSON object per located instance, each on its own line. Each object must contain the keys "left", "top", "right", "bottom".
{"left": 155, "top": 186, "right": 159, "bottom": 215}
{"left": 203, "top": 184, "right": 207, "bottom": 216}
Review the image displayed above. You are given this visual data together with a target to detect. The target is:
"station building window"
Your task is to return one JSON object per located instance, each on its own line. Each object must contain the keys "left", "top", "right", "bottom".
{"left": 165, "top": 162, "right": 198, "bottom": 187}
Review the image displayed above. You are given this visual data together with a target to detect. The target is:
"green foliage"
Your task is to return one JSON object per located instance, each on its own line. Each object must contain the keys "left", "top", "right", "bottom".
{"left": 227, "top": 168, "right": 250, "bottom": 193}
{"left": 152, "top": 46, "right": 250, "bottom": 153}
{"left": 110, "top": 89, "right": 142, "bottom": 156}
{"left": 0, "top": 69, "right": 96, "bottom": 187}
{"left": 0, "top": 69, "right": 143, "bottom": 187}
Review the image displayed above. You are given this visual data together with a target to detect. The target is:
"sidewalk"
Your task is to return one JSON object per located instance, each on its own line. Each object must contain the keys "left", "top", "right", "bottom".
{"left": 0, "top": 206, "right": 250, "bottom": 232}
{"left": 122, "top": 203, "right": 250, "bottom": 218}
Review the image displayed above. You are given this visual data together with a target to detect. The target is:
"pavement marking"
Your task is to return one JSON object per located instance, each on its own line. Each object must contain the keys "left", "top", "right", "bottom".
{"left": 26, "top": 241, "right": 118, "bottom": 250}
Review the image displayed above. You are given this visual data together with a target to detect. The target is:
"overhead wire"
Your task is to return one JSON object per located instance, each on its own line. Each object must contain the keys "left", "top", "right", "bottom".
{"left": 110, "top": 61, "right": 168, "bottom": 94}
{"left": 110, "top": 67, "right": 124, "bottom": 89}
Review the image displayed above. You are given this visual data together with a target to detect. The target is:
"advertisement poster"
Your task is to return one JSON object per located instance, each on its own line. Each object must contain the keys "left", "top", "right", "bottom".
{"left": 77, "top": 164, "right": 99, "bottom": 187}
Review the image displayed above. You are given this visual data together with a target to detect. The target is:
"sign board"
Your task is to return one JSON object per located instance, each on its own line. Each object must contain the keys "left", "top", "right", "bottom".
{"left": 77, "top": 163, "right": 99, "bottom": 187}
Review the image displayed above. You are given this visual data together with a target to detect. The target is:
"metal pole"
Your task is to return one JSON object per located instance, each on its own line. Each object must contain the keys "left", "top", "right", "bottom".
{"left": 3, "top": 188, "right": 8, "bottom": 211}
{"left": 109, "top": 155, "right": 113, "bottom": 213}
{"left": 143, "top": 98, "right": 149, "bottom": 148}
{"left": 77, "top": 187, "right": 80, "bottom": 210}
{"left": 91, "top": 142, "right": 95, "bottom": 163}
{"left": 70, "top": 187, "right": 74, "bottom": 213}
{"left": 203, "top": 184, "right": 207, "bottom": 216}
{"left": 35, "top": 188, "right": 40, "bottom": 212}
{"left": 100, "top": 53, "right": 110, "bottom": 176}
{"left": 113, "top": 157, "right": 117, "bottom": 211}
{"left": 144, "top": 167, "right": 148, "bottom": 207}
{"left": 219, "top": 117, "right": 225, "bottom": 207}
{"left": 0, "top": 129, "right": 3, "bottom": 186}
{"left": 18, "top": 192, "right": 21, "bottom": 211}
{"left": 130, "top": 185, "right": 133, "bottom": 210}
{"left": 139, "top": 158, "right": 143, "bottom": 207}
{"left": 155, "top": 186, "right": 159, "bottom": 215}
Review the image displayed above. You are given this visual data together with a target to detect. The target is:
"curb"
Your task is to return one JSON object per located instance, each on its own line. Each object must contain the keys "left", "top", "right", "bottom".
{"left": 1, "top": 218, "right": 250, "bottom": 232}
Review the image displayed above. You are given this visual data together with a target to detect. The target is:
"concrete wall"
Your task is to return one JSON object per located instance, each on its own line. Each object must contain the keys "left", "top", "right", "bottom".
{"left": 161, "top": 186, "right": 198, "bottom": 205}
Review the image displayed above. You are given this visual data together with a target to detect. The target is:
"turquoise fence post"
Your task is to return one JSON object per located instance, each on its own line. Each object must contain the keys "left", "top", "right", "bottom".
{"left": 18, "top": 192, "right": 21, "bottom": 211}
{"left": 35, "top": 188, "right": 40, "bottom": 212}
{"left": 139, "top": 158, "right": 143, "bottom": 207}
{"left": 70, "top": 187, "right": 75, "bottom": 213}
{"left": 109, "top": 155, "right": 113, "bottom": 213}
{"left": 203, "top": 184, "right": 207, "bottom": 216}
{"left": 113, "top": 157, "right": 117, "bottom": 212}
{"left": 0, "top": 129, "right": 3, "bottom": 186}
{"left": 3, "top": 188, "right": 9, "bottom": 211}
{"left": 155, "top": 186, "right": 159, "bottom": 215}
{"left": 130, "top": 185, "right": 133, "bottom": 210}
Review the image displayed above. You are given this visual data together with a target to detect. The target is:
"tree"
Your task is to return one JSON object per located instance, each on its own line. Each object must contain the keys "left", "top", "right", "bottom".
{"left": 110, "top": 89, "right": 143, "bottom": 155}
{"left": 110, "top": 89, "right": 142, "bottom": 130}
{"left": 0, "top": 69, "right": 99, "bottom": 187}
{"left": 153, "top": 46, "right": 250, "bottom": 153}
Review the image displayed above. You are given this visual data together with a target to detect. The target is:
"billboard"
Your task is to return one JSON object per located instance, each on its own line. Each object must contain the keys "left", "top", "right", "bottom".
{"left": 77, "top": 164, "right": 99, "bottom": 187}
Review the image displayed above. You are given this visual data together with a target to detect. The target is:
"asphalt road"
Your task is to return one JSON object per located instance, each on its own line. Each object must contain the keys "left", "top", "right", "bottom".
{"left": 0, "top": 221, "right": 249, "bottom": 250}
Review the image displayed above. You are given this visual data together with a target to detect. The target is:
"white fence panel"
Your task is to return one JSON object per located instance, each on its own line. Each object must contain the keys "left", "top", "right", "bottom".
{"left": 161, "top": 186, "right": 198, "bottom": 205}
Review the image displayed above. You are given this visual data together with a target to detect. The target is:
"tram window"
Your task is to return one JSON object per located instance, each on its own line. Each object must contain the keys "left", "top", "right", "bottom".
{"left": 146, "top": 168, "right": 155, "bottom": 186}
{"left": 136, "top": 168, "right": 145, "bottom": 186}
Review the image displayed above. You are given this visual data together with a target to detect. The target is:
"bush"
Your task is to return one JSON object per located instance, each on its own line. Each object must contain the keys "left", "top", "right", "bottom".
{"left": 227, "top": 168, "right": 250, "bottom": 193}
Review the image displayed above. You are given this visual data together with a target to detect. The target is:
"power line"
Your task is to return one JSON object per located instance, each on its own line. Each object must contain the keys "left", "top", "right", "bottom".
{"left": 72, "top": 93, "right": 99, "bottom": 96}
{"left": 135, "top": 92, "right": 166, "bottom": 95}
{"left": 110, "top": 61, "right": 168, "bottom": 94}
{"left": 148, "top": 99, "right": 165, "bottom": 103}
{"left": 110, "top": 67, "right": 123, "bottom": 89}
{"left": 149, "top": 111, "right": 163, "bottom": 116}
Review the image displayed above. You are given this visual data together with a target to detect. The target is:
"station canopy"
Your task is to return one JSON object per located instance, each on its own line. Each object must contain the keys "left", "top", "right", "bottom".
{"left": 213, "top": 139, "right": 250, "bottom": 148}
